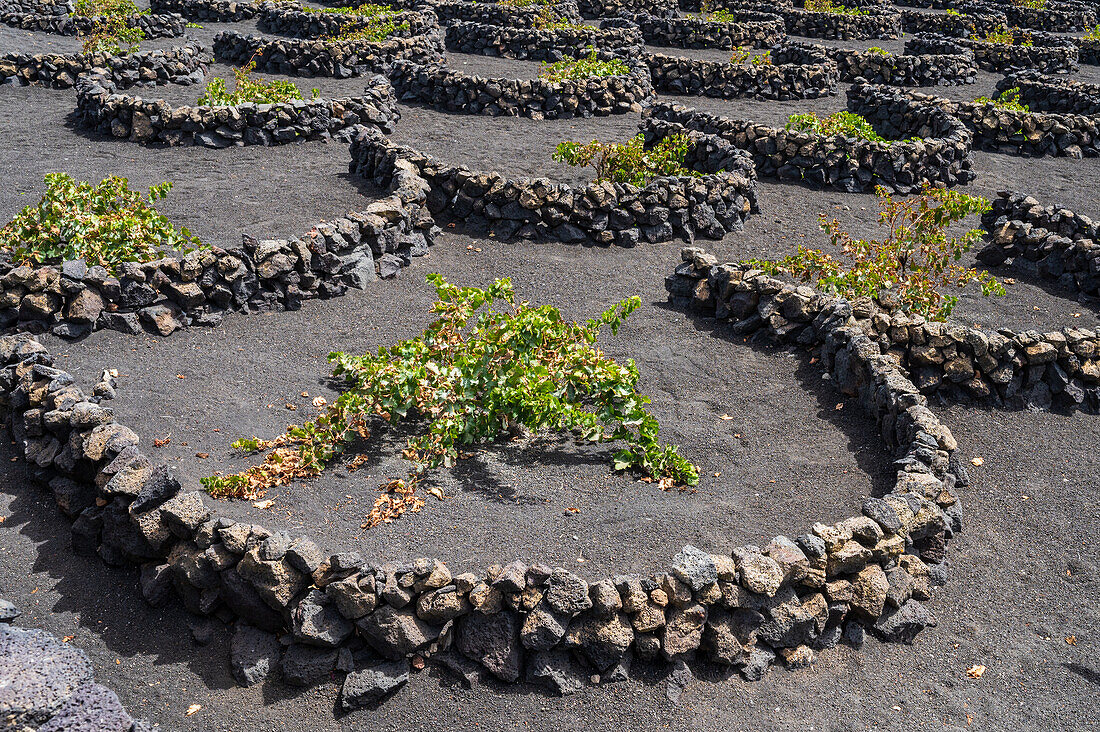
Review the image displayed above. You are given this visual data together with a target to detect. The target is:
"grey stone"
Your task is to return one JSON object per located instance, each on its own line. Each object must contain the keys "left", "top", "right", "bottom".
{"left": 672, "top": 544, "right": 718, "bottom": 592}
{"left": 356, "top": 605, "right": 438, "bottom": 660}
{"left": 526, "top": 649, "right": 587, "bottom": 696}
{"left": 545, "top": 567, "right": 592, "bottom": 615}
{"left": 229, "top": 623, "right": 281, "bottom": 687}
{"left": 340, "top": 659, "right": 410, "bottom": 709}
{"left": 456, "top": 610, "right": 522, "bottom": 682}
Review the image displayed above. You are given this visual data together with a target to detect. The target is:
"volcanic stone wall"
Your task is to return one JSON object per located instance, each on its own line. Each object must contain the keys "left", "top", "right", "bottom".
{"left": 428, "top": 0, "right": 582, "bottom": 27}
{"left": 772, "top": 6, "right": 901, "bottom": 40}
{"left": 627, "top": 11, "right": 786, "bottom": 49}
{"left": 213, "top": 29, "right": 445, "bottom": 77}
{"left": 645, "top": 49, "right": 839, "bottom": 100}
{"left": 444, "top": 20, "right": 643, "bottom": 60}
{"left": 649, "top": 85, "right": 974, "bottom": 193}
{"left": 1000, "top": 70, "right": 1100, "bottom": 115}
{"left": 0, "top": 41, "right": 208, "bottom": 88}
{"left": 1, "top": 602, "right": 161, "bottom": 731}
{"left": 75, "top": 72, "right": 400, "bottom": 148}
{"left": 350, "top": 121, "right": 758, "bottom": 246}
{"left": 898, "top": 8, "right": 1006, "bottom": 36}
{"left": 257, "top": 4, "right": 437, "bottom": 40}
{"left": 1081, "top": 38, "right": 1100, "bottom": 66}
{"left": 0, "top": 9, "right": 187, "bottom": 37}
{"left": 880, "top": 86, "right": 1099, "bottom": 157}
{"left": 980, "top": 191, "right": 1100, "bottom": 305}
{"left": 671, "top": 249, "right": 1100, "bottom": 412}
{"left": 772, "top": 41, "right": 977, "bottom": 86}
{"left": 388, "top": 57, "right": 654, "bottom": 119}
{"left": 579, "top": 0, "right": 677, "bottom": 17}
{"left": 0, "top": 152, "right": 435, "bottom": 338}
{"left": 149, "top": 0, "right": 261, "bottom": 22}
{"left": 906, "top": 33, "right": 1079, "bottom": 74}
{"left": 0, "top": 276, "right": 961, "bottom": 695}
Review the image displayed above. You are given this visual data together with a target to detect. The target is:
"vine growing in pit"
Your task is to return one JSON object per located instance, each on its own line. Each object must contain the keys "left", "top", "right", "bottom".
{"left": 202, "top": 275, "right": 699, "bottom": 528}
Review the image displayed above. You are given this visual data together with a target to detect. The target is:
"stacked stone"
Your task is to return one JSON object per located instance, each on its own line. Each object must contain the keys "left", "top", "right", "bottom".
{"left": 0, "top": 9, "right": 187, "bottom": 37}
{"left": 770, "top": 5, "right": 901, "bottom": 41}
{"left": 0, "top": 599, "right": 162, "bottom": 731}
{"left": 387, "top": 56, "right": 654, "bottom": 119}
{"left": 257, "top": 4, "right": 438, "bottom": 41}
{"left": 0, "top": 0, "right": 72, "bottom": 15}
{"left": 213, "top": 29, "right": 445, "bottom": 78}
{"left": 671, "top": 242, "right": 1098, "bottom": 414}
{"left": 645, "top": 49, "right": 839, "bottom": 100}
{"left": 0, "top": 166, "right": 435, "bottom": 338}
{"left": 906, "top": 32, "right": 1079, "bottom": 74}
{"left": 773, "top": 41, "right": 977, "bottom": 86}
{"left": 999, "top": 70, "right": 1100, "bottom": 115}
{"left": 0, "top": 323, "right": 955, "bottom": 699}
{"left": 444, "top": 20, "right": 643, "bottom": 61}
{"left": 578, "top": 0, "right": 677, "bottom": 18}
{"left": 427, "top": 0, "right": 582, "bottom": 27}
{"left": 874, "top": 85, "right": 1099, "bottom": 158}
{"left": 980, "top": 190, "right": 1100, "bottom": 307}
{"left": 899, "top": 8, "right": 1006, "bottom": 37}
{"left": 650, "top": 89, "right": 973, "bottom": 194}
{"left": 149, "top": 0, "right": 261, "bottom": 22}
{"left": 0, "top": 41, "right": 208, "bottom": 89}
{"left": 1081, "top": 38, "right": 1100, "bottom": 66}
{"left": 350, "top": 119, "right": 758, "bottom": 246}
{"left": 75, "top": 71, "right": 400, "bottom": 148}
{"left": 995, "top": 2, "right": 1097, "bottom": 32}
{"left": 626, "top": 11, "right": 786, "bottom": 49}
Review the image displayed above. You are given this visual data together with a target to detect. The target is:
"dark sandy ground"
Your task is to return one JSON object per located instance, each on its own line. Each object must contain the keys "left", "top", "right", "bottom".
{"left": 1, "top": 16, "right": 1099, "bottom": 732}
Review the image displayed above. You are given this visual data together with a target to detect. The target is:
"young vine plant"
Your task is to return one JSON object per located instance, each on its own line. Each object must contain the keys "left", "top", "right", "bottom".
{"left": 202, "top": 275, "right": 699, "bottom": 528}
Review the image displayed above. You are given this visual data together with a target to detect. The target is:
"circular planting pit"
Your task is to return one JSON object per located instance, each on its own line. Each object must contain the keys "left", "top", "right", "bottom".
{"left": 388, "top": 52, "right": 654, "bottom": 119}
{"left": 647, "top": 83, "right": 974, "bottom": 193}
{"left": 645, "top": 46, "right": 839, "bottom": 100}
{"left": 772, "top": 40, "right": 978, "bottom": 86}
{"left": 772, "top": 4, "right": 902, "bottom": 41}
{"left": 75, "top": 69, "right": 401, "bottom": 148}
{"left": 0, "top": 7, "right": 186, "bottom": 38}
{"left": 906, "top": 32, "right": 1079, "bottom": 74}
{"left": 444, "top": 20, "right": 643, "bottom": 61}
{"left": 0, "top": 40, "right": 208, "bottom": 88}
{"left": 256, "top": 2, "right": 439, "bottom": 41}
{"left": 212, "top": 28, "right": 446, "bottom": 78}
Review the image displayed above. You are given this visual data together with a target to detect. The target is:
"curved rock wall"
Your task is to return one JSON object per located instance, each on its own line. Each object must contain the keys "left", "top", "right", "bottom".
{"left": 906, "top": 32, "right": 1079, "bottom": 74}
{"left": 444, "top": 20, "right": 642, "bottom": 61}
{"left": 645, "top": 49, "right": 839, "bottom": 100}
{"left": 75, "top": 71, "right": 400, "bottom": 148}
{"left": 0, "top": 41, "right": 207, "bottom": 88}
{"left": 649, "top": 86, "right": 974, "bottom": 193}
{"left": 388, "top": 57, "right": 654, "bottom": 119}
{"left": 349, "top": 121, "right": 758, "bottom": 245}
{"left": 212, "top": 29, "right": 445, "bottom": 78}
{"left": 773, "top": 41, "right": 977, "bottom": 86}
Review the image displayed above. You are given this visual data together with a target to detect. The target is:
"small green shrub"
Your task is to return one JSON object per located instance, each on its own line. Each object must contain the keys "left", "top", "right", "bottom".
{"left": 748, "top": 184, "right": 1002, "bottom": 320}
{"left": 499, "top": 0, "right": 550, "bottom": 7}
{"left": 198, "top": 58, "right": 318, "bottom": 105}
{"left": 866, "top": 46, "right": 890, "bottom": 56}
{"left": 729, "top": 47, "right": 772, "bottom": 65}
{"left": 784, "top": 111, "right": 888, "bottom": 143}
{"left": 0, "top": 173, "right": 203, "bottom": 272}
{"left": 944, "top": 7, "right": 960, "bottom": 15}
{"left": 539, "top": 48, "right": 629, "bottom": 82}
{"left": 974, "top": 86, "right": 1029, "bottom": 112}
{"left": 1010, "top": 0, "right": 1045, "bottom": 9}
{"left": 202, "top": 275, "right": 698, "bottom": 525}
{"left": 971, "top": 26, "right": 1033, "bottom": 46}
{"left": 804, "top": 0, "right": 869, "bottom": 16}
{"left": 81, "top": 14, "right": 144, "bottom": 54}
{"left": 532, "top": 4, "right": 585, "bottom": 29}
{"left": 553, "top": 133, "right": 698, "bottom": 186}
{"left": 1084, "top": 25, "right": 1100, "bottom": 40}
{"left": 705, "top": 8, "right": 742, "bottom": 22}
